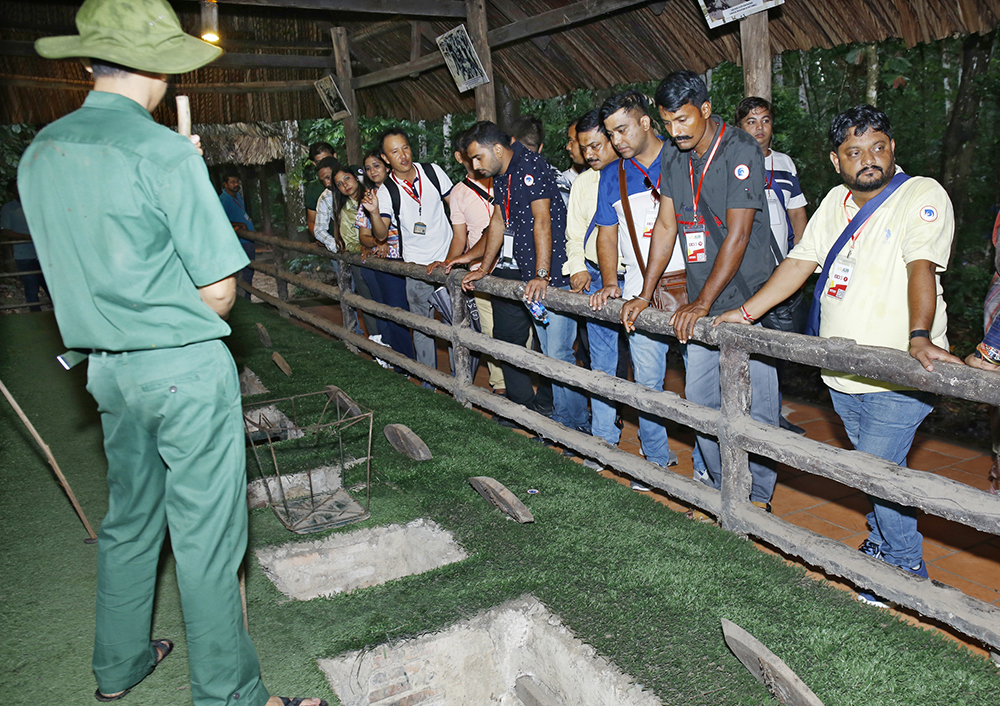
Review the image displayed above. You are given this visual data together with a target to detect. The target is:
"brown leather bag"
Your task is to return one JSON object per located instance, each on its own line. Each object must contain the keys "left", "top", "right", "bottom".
{"left": 618, "top": 160, "right": 688, "bottom": 311}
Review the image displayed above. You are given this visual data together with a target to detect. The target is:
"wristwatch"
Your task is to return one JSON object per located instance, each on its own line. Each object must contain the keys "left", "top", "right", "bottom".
{"left": 909, "top": 329, "right": 930, "bottom": 341}
{"left": 535, "top": 268, "right": 549, "bottom": 280}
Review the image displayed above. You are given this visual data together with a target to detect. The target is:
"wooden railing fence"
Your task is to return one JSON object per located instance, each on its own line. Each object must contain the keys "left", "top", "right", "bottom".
{"left": 240, "top": 231, "right": 1000, "bottom": 656}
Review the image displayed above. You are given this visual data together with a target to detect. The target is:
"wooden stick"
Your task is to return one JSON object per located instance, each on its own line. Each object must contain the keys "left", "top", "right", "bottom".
{"left": 0, "top": 378, "right": 98, "bottom": 541}
{"left": 175, "top": 95, "right": 191, "bottom": 137}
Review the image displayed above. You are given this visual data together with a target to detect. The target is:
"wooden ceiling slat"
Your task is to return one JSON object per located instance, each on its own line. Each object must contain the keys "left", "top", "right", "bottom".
{"left": 1, "top": 0, "right": 998, "bottom": 125}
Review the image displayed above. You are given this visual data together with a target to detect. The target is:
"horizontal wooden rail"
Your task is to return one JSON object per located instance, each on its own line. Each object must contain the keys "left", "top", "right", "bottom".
{"left": 244, "top": 230, "right": 1000, "bottom": 652}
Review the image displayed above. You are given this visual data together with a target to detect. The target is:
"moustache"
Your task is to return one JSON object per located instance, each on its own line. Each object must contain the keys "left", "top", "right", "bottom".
{"left": 674, "top": 135, "right": 693, "bottom": 143}
{"left": 856, "top": 165, "right": 883, "bottom": 178}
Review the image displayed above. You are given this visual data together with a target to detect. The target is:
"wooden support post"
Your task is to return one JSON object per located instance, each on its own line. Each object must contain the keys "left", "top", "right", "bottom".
{"left": 739, "top": 10, "right": 771, "bottom": 101}
{"left": 447, "top": 270, "right": 474, "bottom": 407}
{"left": 258, "top": 163, "right": 273, "bottom": 235}
{"left": 465, "top": 0, "right": 496, "bottom": 123}
{"left": 281, "top": 120, "right": 307, "bottom": 248}
{"left": 717, "top": 341, "right": 753, "bottom": 532}
{"left": 331, "top": 27, "right": 363, "bottom": 166}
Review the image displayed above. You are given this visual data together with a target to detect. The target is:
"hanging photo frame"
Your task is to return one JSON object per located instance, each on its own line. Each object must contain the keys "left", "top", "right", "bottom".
{"left": 696, "top": 0, "right": 784, "bottom": 29}
{"left": 436, "top": 24, "right": 489, "bottom": 93}
{"left": 314, "top": 75, "right": 351, "bottom": 121}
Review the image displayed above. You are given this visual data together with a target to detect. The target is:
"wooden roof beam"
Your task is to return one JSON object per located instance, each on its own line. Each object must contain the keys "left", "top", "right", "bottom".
{"left": 490, "top": 0, "right": 551, "bottom": 52}
{"left": 218, "top": 0, "right": 467, "bottom": 18}
{"left": 353, "top": 0, "right": 654, "bottom": 90}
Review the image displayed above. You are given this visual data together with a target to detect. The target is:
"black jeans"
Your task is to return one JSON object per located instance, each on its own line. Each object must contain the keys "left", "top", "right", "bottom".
{"left": 490, "top": 270, "right": 552, "bottom": 415}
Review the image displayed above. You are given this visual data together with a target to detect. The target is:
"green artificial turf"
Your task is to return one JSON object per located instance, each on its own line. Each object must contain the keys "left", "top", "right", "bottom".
{"left": 1, "top": 303, "right": 997, "bottom": 705}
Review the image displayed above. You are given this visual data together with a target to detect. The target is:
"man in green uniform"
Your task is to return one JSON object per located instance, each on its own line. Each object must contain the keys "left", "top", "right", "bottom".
{"left": 18, "top": 2, "right": 326, "bottom": 705}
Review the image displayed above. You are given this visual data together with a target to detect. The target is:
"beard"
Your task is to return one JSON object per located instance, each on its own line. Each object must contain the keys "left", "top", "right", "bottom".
{"left": 844, "top": 163, "right": 894, "bottom": 192}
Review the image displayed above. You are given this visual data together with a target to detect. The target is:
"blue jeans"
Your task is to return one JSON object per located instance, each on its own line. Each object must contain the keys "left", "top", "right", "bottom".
{"left": 628, "top": 329, "right": 675, "bottom": 468}
{"left": 586, "top": 261, "right": 624, "bottom": 444}
{"left": 533, "top": 285, "right": 589, "bottom": 431}
{"left": 15, "top": 258, "right": 46, "bottom": 312}
{"left": 238, "top": 238, "right": 255, "bottom": 300}
{"left": 685, "top": 338, "right": 780, "bottom": 503}
{"left": 829, "top": 388, "right": 933, "bottom": 568}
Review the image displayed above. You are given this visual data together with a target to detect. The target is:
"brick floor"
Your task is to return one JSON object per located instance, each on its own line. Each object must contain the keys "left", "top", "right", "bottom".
{"left": 298, "top": 302, "right": 999, "bottom": 659}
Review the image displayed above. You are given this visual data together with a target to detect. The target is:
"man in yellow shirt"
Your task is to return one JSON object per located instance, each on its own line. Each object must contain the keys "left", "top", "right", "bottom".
{"left": 715, "top": 105, "right": 962, "bottom": 606}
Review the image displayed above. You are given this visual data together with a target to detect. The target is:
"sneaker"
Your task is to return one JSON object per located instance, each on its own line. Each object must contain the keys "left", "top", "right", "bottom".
{"left": 630, "top": 480, "right": 651, "bottom": 491}
{"left": 750, "top": 500, "right": 772, "bottom": 513}
{"left": 368, "top": 334, "right": 388, "bottom": 347}
{"left": 779, "top": 416, "right": 807, "bottom": 435}
{"left": 858, "top": 539, "right": 883, "bottom": 559}
{"left": 666, "top": 450, "right": 679, "bottom": 467}
{"left": 857, "top": 556, "right": 927, "bottom": 607}
{"left": 692, "top": 468, "right": 710, "bottom": 484}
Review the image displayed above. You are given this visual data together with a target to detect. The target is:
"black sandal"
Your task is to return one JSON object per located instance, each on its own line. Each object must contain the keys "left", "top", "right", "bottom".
{"left": 277, "top": 699, "right": 329, "bottom": 706}
{"left": 94, "top": 638, "right": 174, "bottom": 702}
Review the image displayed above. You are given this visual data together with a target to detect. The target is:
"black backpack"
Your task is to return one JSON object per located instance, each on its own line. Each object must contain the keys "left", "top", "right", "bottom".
{"left": 380, "top": 163, "right": 445, "bottom": 260}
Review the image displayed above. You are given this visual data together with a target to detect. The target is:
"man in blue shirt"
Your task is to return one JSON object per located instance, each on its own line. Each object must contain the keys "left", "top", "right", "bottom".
{"left": 219, "top": 168, "right": 256, "bottom": 297}
{"left": 590, "top": 91, "right": 683, "bottom": 487}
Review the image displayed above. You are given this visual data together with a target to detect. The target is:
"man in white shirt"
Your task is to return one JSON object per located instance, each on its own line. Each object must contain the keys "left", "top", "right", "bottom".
{"left": 368, "top": 128, "right": 455, "bottom": 378}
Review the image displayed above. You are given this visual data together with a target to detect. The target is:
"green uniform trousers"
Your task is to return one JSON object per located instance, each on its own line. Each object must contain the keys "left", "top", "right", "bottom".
{"left": 87, "top": 340, "right": 270, "bottom": 706}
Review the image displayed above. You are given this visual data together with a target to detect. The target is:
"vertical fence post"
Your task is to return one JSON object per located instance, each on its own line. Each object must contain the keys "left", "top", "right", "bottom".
{"left": 447, "top": 270, "right": 474, "bottom": 408}
{"left": 718, "top": 338, "right": 753, "bottom": 532}
{"left": 336, "top": 256, "right": 359, "bottom": 354}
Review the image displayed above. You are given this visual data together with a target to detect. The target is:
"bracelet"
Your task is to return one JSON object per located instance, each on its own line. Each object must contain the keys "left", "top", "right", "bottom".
{"left": 635, "top": 296, "right": 652, "bottom": 304}
{"left": 740, "top": 305, "right": 756, "bottom": 324}
{"left": 909, "top": 329, "right": 930, "bottom": 341}
{"left": 979, "top": 342, "right": 1000, "bottom": 365}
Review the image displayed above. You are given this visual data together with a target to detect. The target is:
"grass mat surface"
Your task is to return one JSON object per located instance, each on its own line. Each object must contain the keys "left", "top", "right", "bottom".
{"left": 1, "top": 303, "right": 997, "bottom": 705}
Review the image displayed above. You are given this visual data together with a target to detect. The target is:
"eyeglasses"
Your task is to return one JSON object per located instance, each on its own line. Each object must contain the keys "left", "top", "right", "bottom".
{"left": 644, "top": 176, "right": 660, "bottom": 201}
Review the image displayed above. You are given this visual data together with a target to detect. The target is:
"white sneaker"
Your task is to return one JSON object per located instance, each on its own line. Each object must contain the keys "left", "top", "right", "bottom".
{"left": 369, "top": 334, "right": 388, "bottom": 347}
{"left": 631, "top": 480, "right": 651, "bottom": 492}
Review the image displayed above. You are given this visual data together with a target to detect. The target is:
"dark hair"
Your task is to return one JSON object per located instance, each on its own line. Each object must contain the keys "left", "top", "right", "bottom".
{"left": 575, "top": 109, "right": 603, "bottom": 136}
{"left": 508, "top": 115, "right": 544, "bottom": 151}
{"left": 654, "top": 70, "right": 710, "bottom": 112}
{"left": 828, "top": 104, "right": 893, "bottom": 150}
{"left": 598, "top": 90, "right": 650, "bottom": 128}
{"left": 452, "top": 128, "right": 468, "bottom": 154}
{"left": 308, "top": 142, "right": 335, "bottom": 161}
{"left": 220, "top": 167, "right": 240, "bottom": 183}
{"left": 315, "top": 156, "right": 339, "bottom": 174}
{"left": 460, "top": 121, "right": 511, "bottom": 151}
{"left": 331, "top": 165, "right": 366, "bottom": 217}
{"left": 379, "top": 128, "right": 410, "bottom": 154}
{"left": 363, "top": 148, "right": 388, "bottom": 167}
{"left": 735, "top": 96, "right": 772, "bottom": 125}
{"left": 89, "top": 58, "right": 132, "bottom": 79}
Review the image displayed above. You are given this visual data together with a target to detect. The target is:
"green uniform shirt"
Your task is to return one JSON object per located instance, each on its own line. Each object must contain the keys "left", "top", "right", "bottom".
{"left": 18, "top": 91, "right": 249, "bottom": 351}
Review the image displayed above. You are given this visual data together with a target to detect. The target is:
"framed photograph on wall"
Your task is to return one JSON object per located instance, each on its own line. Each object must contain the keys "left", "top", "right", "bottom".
{"left": 696, "top": 0, "right": 784, "bottom": 29}
{"left": 314, "top": 75, "right": 351, "bottom": 121}
{"left": 436, "top": 24, "right": 489, "bottom": 93}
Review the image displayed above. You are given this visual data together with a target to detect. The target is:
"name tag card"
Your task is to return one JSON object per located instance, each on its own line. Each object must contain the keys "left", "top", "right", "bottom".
{"left": 683, "top": 223, "right": 707, "bottom": 263}
{"left": 825, "top": 258, "right": 854, "bottom": 300}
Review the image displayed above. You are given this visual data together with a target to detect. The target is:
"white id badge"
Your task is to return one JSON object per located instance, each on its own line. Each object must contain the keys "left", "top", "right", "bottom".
{"left": 683, "top": 226, "right": 707, "bottom": 263}
{"left": 826, "top": 257, "right": 854, "bottom": 300}
{"left": 413, "top": 222, "right": 427, "bottom": 235}
{"left": 502, "top": 228, "right": 515, "bottom": 259}
{"left": 642, "top": 207, "right": 658, "bottom": 238}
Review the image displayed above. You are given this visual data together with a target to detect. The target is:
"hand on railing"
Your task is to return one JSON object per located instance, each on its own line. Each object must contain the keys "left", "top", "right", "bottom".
{"left": 966, "top": 352, "right": 1000, "bottom": 372}
{"left": 569, "top": 270, "right": 591, "bottom": 294}
{"left": 461, "top": 268, "right": 487, "bottom": 292}
{"left": 590, "top": 284, "right": 622, "bottom": 312}
{"left": 426, "top": 260, "right": 454, "bottom": 275}
{"left": 905, "top": 336, "right": 962, "bottom": 373}
{"left": 523, "top": 277, "right": 548, "bottom": 303}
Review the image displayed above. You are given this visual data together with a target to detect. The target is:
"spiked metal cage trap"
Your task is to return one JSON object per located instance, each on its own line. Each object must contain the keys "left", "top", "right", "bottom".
{"left": 242, "top": 386, "right": 372, "bottom": 534}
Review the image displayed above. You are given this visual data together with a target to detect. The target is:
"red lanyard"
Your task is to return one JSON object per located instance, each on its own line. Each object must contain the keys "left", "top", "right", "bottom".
{"left": 765, "top": 153, "right": 774, "bottom": 189}
{"left": 392, "top": 170, "right": 422, "bottom": 209}
{"left": 504, "top": 174, "right": 512, "bottom": 225}
{"left": 843, "top": 190, "right": 874, "bottom": 253}
{"left": 629, "top": 158, "right": 661, "bottom": 202}
{"left": 688, "top": 121, "right": 727, "bottom": 217}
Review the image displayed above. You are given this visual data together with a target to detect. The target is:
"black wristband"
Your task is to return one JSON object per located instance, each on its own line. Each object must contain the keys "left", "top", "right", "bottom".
{"left": 909, "top": 329, "right": 930, "bottom": 341}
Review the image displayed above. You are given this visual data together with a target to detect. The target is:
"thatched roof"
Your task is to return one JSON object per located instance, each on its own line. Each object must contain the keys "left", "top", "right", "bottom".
{"left": 194, "top": 121, "right": 288, "bottom": 165}
{"left": 2, "top": 0, "right": 999, "bottom": 126}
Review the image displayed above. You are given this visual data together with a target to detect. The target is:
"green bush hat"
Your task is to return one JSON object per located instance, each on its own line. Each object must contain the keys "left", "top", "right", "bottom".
{"left": 35, "top": 0, "right": 222, "bottom": 74}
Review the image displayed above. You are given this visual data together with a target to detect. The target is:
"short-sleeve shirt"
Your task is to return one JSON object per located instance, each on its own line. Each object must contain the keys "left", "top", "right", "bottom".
{"left": 17, "top": 91, "right": 249, "bottom": 351}
{"left": 788, "top": 173, "right": 954, "bottom": 394}
{"left": 376, "top": 163, "right": 453, "bottom": 266}
{"left": 595, "top": 147, "right": 685, "bottom": 299}
{"left": 355, "top": 207, "right": 400, "bottom": 259}
{"left": 449, "top": 178, "right": 494, "bottom": 250}
{"left": 764, "top": 149, "right": 807, "bottom": 257}
{"left": 661, "top": 116, "right": 775, "bottom": 315}
{"left": 0, "top": 199, "right": 36, "bottom": 260}
{"left": 493, "top": 142, "right": 569, "bottom": 286}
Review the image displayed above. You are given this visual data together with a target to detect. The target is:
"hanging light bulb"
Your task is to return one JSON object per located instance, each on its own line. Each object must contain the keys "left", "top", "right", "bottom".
{"left": 201, "top": 0, "right": 220, "bottom": 43}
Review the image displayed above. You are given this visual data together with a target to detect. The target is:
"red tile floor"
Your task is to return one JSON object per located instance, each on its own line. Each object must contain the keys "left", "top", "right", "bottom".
{"left": 300, "top": 303, "right": 1000, "bottom": 660}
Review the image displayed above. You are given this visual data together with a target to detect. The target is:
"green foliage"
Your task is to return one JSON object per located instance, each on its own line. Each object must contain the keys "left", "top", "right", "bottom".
{"left": 0, "top": 124, "right": 37, "bottom": 191}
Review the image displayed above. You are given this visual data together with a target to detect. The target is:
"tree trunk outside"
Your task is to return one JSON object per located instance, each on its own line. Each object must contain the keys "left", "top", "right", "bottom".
{"left": 866, "top": 44, "right": 878, "bottom": 106}
{"left": 940, "top": 33, "right": 994, "bottom": 232}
